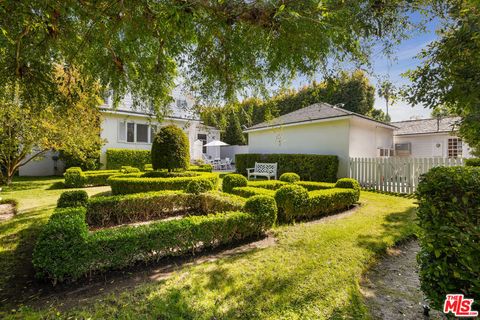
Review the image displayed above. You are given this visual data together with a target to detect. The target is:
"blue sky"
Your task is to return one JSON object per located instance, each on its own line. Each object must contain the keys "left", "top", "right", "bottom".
{"left": 291, "top": 12, "right": 440, "bottom": 122}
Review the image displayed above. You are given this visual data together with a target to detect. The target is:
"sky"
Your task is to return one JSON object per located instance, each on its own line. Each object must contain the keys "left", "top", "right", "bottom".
{"left": 290, "top": 12, "right": 441, "bottom": 122}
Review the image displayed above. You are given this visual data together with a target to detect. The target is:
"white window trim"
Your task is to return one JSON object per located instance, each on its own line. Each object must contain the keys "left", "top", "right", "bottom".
{"left": 118, "top": 120, "right": 157, "bottom": 144}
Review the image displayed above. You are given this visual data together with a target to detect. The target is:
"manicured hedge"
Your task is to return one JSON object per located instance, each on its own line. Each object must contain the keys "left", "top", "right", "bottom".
{"left": 295, "top": 181, "right": 336, "bottom": 191}
{"left": 107, "top": 172, "right": 220, "bottom": 195}
{"left": 465, "top": 158, "right": 480, "bottom": 167}
{"left": 64, "top": 167, "right": 121, "bottom": 188}
{"left": 106, "top": 149, "right": 151, "bottom": 170}
{"left": 416, "top": 166, "right": 480, "bottom": 310}
{"left": 248, "top": 180, "right": 287, "bottom": 190}
{"left": 279, "top": 172, "right": 300, "bottom": 183}
{"left": 33, "top": 196, "right": 276, "bottom": 283}
{"left": 275, "top": 185, "right": 358, "bottom": 223}
{"left": 247, "top": 180, "right": 335, "bottom": 191}
{"left": 186, "top": 179, "right": 214, "bottom": 194}
{"left": 335, "top": 178, "right": 361, "bottom": 202}
{"left": 222, "top": 174, "right": 248, "bottom": 193}
{"left": 86, "top": 191, "right": 244, "bottom": 228}
{"left": 57, "top": 190, "right": 89, "bottom": 208}
{"left": 143, "top": 164, "right": 214, "bottom": 173}
{"left": 231, "top": 187, "right": 276, "bottom": 198}
{"left": 235, "top": 154, "right": 338, "bottom": 182}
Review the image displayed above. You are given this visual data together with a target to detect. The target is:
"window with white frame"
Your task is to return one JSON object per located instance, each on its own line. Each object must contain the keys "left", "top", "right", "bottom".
{"left": 448, "top": 138, "right": 462, "bottom": 158}
{"left": 176, "top": 99, "right": 188, "bottom": 109}
{"left": 378, "top": 148, "right": 394, "bottom": 157}
{"left": 119, "top": 121, "right": 156, "bottom": 144}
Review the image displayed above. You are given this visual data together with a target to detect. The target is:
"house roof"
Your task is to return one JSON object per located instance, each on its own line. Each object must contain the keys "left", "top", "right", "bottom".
{"left": 244, "top": 103, "right": 396, "bottom": 132}
{"left": 391, "top": 117, "right": 461, "bottom": 136}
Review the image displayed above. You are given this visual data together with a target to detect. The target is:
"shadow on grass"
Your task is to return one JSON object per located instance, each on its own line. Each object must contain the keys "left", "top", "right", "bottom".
{"left": 1, "top": 177, "right": 63, "bottom": 192}
{"left": 0, "top": 208, "right": 52, "bottom": 307}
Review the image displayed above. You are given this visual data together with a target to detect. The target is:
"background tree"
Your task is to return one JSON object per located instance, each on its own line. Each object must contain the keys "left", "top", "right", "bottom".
{"left": 0, "top": 73, "right": 104, "bottom": 184}
{"left": 405, "top": 1, "right": 480, "bottom": 155}
{"left": 151, "top": 125, "right": 190, "bottom": 171}
{"left": 0, "top": 0, "right": 423, "bottom": 113}
{"left": 223, "top": 110, "right": 247, "bottom": 145}
{"left": 200, "top": 70, "right": 386, "bottom": 130}
{"left": 368, "top": 109, "right": 391, "bottom": 122}
{"left": 377, "top": 80, "right": 396, "bottom": 119}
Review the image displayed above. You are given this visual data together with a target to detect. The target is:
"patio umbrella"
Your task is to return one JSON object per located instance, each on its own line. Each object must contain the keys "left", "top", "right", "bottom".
{"left": 204, "top": 140, "right": 229, "bottom": 147}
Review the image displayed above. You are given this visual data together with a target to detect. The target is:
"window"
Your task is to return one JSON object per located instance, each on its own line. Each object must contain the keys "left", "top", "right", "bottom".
{"left": 136, "top": 124, "right": 149, "bottom": 143}
{"left": 176, "top": 99, "right": 188, "bottom": 109}
{"left": 119, "top": 121, "right": 157, "bottom": 144}
{"left": 197, "top": 134, "right": 207, "bottom": 154}
{"left": 127, "top": 123, "right": 135, "bottom": 142}
{"left": 378, "top": 148, "right": 394, "bottom": 157}
{"left": 448, "top": 138, "right": 462, "bottom": 158}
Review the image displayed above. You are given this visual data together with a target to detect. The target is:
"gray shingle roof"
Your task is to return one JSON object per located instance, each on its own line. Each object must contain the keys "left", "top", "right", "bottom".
{"left": 245, "top": 102, "right": 395, "bottom": 131}
{"left": 391, "top": 117, "right": 461, "bottom": 135}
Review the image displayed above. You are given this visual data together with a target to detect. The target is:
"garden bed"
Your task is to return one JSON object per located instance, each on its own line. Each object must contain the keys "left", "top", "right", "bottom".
{"left": 32, "top": 191, "right": 275, "bottom": 284}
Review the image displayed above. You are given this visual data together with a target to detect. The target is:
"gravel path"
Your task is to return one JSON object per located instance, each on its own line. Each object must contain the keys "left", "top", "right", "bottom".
{"left": 361, "top": 240, "right": 447, "bottom": 320}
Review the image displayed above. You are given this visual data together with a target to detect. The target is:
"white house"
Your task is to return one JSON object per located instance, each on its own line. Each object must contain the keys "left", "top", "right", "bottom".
{"left": 391, "top": 117, "right": 473, "bottom": 158}
{"left": 19, "top": 89, "right": 220, "bottom": 176}
{"left": 244, "top": 103, "right": 396, "bottom": 177}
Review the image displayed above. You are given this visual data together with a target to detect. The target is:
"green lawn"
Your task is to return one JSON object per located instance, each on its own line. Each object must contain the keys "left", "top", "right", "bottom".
{"left": 0, "top": 177, "right": 417, "bottom": 319}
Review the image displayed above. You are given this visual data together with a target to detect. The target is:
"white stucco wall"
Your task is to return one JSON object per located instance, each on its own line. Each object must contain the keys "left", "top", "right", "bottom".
{"left": 100, "top": 113, "right": 220, "bottom": 168}
{"left": 349, "top": 118, "right": 394, "bottom": 157}
{"left": 247, "top": 119, "right": 351, "bottom": 177}
{"left": 18, "top": 151, "right": 65, "bottom": 176}
{"left": 394, "top": 133, "right": 473, "bottom": 158}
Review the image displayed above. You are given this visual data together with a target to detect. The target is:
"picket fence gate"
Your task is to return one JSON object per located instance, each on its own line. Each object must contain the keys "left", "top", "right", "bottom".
{"left": 349, "top": 157, "right": 464, "bottom": 194}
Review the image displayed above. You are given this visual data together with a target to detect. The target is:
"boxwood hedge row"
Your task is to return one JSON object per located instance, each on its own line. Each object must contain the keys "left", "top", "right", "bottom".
{"left": 106, "top": 149, "right": 151, "bottom": 170}
{"left": 231, "top": 187, "right": 276, "bottom": 198}
{"left": 416, "top": 166, "right": 480, "bottom": 310}
{"left": 107, "top": 172, "right": 219, "bottom": 195}
{"left": 33, "top": 195, "right": 277, "bottom": 283}
{"left": 86, "top": 191, "right": 245, "bottom": 228}
{"left": 64, "top": 167, "right": 121, "bottom": 188}
{"left": 235, "top": 153, "right": 338, "bottom": 182}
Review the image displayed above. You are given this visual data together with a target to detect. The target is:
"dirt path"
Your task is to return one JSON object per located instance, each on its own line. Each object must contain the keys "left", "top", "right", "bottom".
{"left": 0, "top": 204, "right": 15, "bottom": 221}
{"left": 361, "top": 240, "right": 446, "bottom": 320}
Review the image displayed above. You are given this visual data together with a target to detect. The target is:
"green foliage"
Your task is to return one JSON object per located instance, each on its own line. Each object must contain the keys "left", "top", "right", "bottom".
{"left": 304, "top": 188, "right": 358, "bottom": 219}
{"left": 86, "top": 191, "right": 244, "bottom": 228}
{"left": 151, "top": 125, "right": 189, "bottom": 171}
{"left": 465, "top": 158, "right": 480, "bottom": 167}
{"left": 32, "top": 207, "right": 89, "bottom": 283}
{"left": 107, "top": 172, "right": 219, "bottom": 195}
{"left": 121, "top": 166, "right": 141, "bottom": 173}
{"left": 416, "top": 166, "right": 480, "bottom": 310}
{"left": 231, "top": 187, "right": 276, "bottom": 198}
{"left": 274, "top": 185, "right": 309, "bottom": 222}
{"left": 222, "top": 174, "right": 248, "bottom": 193}
{"left": 59, "top": 146, "right": 101, "bottom": 171}
{"left": 57, "top": 190, "right": 89, "bottom": 208}
{"left": 406, "top": 2, "right": 480, "bottom": 156}
{"left": 367, "top": 108, "right": 391, "bottom": 123}
{"left": 189, "top": 164, "right": 214, "bottom": 172}
{"left": 33, "top": 194, "right": 275, "bottom": 283}
{"left": 243, "top": 195, "right": 278, "bottom": 229}
{"left": 106, "top": 149, "right": 151, "bottom": 170}
{"left": 279, "top": 173, "right": 300, "bottom": 183}
{"left": 185, "top": 179, "right": 214, "bottom": 194}
{"left": 236, "top": 154, "right": 338, "bottom": 182}
{"left": 224, "top": 109, "right": 246, "bottom": 145}
{"left": 64, "top": 167, "right": 121, "bottom": 188}
{"left": 335, "top": 178, "right": 361, "bottom": 202}
{"left": 247, "top": 180, "right": 287, "bottom": 190}
{"left": 295, "top": 181, "right": 336, "bottom": 191}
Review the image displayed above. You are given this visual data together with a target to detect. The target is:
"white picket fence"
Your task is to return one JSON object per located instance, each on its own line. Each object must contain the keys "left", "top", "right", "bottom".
{"left": 349, "top": 157, "right": 464, "bottom": 194}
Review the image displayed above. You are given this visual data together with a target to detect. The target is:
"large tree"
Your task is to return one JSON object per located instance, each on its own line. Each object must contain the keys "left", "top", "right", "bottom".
{"left": 0, "top": 70, "right": 103, "bottom": 184}
{"left": 1, "top": 0, "right": 422, "bottom": 112}
{"left": 406, "top": 1, "right": 480, "bottom": 155}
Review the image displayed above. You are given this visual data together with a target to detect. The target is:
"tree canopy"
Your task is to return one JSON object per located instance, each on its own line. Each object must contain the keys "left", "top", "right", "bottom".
{"left": 1, "top": 0, "right": 422, "bottom": 112}
{"left": 405, "top": 0, "right": 480, "bottom": 155}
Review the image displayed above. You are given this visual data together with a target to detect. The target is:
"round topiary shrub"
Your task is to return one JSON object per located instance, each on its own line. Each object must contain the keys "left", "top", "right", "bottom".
{"left": 222, "top": 174, "right": 248, "bottom": 193}
{"left": 279, "top": 172, "right": 300, "bottom": 183}
{"left": 274, "top": 185, "right": 309, "bottom": 222}
{"left": 244, "top": 195, "right": 277, "bottom": 230}
{"left": 151, "top": 125, "right": 189, "bottom": 171}
{"left": 186, "top": 179, "right": 214, "bottom": 194}
{"left": 57, "top": 190, "right": 89, "bottom": 208}
{"left": 335, "top": 178, "right": 361, "bottom": 201}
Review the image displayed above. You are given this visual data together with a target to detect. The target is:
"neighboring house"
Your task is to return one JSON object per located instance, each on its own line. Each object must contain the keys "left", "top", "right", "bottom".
{"left": 391, "top": 117, "right": 473, "bottom": 158}
{"left": 19, "top": 88, "right": 220, "bottom": 176}
{"left": 244, "top": 103, "right": 396, "bottom": 177}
